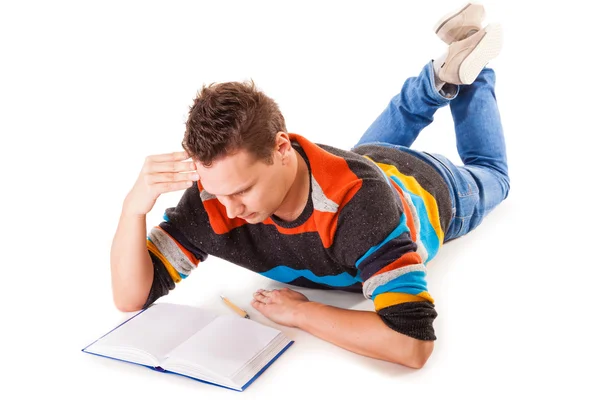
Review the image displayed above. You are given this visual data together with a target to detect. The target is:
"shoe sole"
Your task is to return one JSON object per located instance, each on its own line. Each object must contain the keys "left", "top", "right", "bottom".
{"left": 459, "top": 23, "right": 502, "bottom": 84}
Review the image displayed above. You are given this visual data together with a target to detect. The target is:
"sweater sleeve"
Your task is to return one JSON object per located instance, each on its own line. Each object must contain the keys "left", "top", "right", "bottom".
{"left": 142, "top": 183, "right": 209, "bottom": 308}
{"left": 332, "top": 179, "right": 437, "bottom": 341}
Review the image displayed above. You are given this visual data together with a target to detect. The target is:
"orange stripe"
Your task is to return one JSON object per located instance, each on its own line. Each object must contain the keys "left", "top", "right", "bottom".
{"left": 203, "top": 196, "right": 323, "bottom": 238}
{"left": 202, "top": 199, "right": 248, "bottom": 234}
{"left": 157, "top": 226, "right": 200, "bottom": 265}
{"left": 289, "top": 134, "right": 362, "bottom": 248}
{"left": 312, "top": 210, "right": 337, "bottom": 249}
{"left": 147, "top": 240, "right": 182, "bottom": 283}
{"left": 371, "top": 252, "right": 423, "bottom": 278}
{"left": 373, "top": 291, "right": 434, "bottom": 310}
{"left": 389, "top": 179, "right": 417, "bottom": 242}
{"left": 262, "top": 216, "right": 318, "bottom": 235}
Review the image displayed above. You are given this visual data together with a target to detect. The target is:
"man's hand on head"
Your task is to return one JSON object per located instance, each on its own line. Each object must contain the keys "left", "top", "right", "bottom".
{"left": 124, "top": 151, "right": 199, "bottom": 216}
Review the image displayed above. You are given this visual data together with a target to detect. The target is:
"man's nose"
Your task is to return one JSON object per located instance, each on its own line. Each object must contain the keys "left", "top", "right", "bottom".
{"left": 221, "top": 197, "right": 243, "bottom": 219}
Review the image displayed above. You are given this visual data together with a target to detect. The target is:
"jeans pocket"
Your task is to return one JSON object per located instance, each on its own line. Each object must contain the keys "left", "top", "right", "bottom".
{"left": 423, "top": 151, "right": 456, "bottom": 180}
{"left": 426, "top": 152, "right": 480, "bottom": 198}
{"left": 457, "top": 180, "right": 479, "bottom": 198}
{"left": 455, "top": 192, "right": 479, "bottom": 220}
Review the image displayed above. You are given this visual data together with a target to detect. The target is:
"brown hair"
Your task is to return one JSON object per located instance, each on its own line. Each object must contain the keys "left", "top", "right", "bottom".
{"left": 182, "top": 80, "right": 286, "bottom": 167}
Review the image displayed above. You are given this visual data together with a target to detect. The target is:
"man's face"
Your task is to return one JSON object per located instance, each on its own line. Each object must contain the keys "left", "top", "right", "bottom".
{"left": 196, "top": 150, "right": 288, "bottom": 223}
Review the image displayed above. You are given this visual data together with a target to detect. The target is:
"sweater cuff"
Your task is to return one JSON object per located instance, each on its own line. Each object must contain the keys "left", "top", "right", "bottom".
{"left": 377, "top": 301, "right": 438, "bottom": 341}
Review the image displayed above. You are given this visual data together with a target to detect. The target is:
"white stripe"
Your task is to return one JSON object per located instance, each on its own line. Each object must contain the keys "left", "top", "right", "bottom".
{"left": 149, "top": 228, "right": 197, "bottom": 276}
{"left": 200, "top": 190, "right": 216, "bottom": 202}
{"left": 311, "top": 176, "right": 339, "bottom": 213}
{"left": 362, "top": 264, "right": 426, "bottom": 299}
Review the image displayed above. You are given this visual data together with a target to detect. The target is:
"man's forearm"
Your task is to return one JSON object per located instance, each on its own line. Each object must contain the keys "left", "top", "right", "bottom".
{"left": 110, "top": 205, "right": 154, "bottom": 312}
{"left": 294, "top": 301, "right": 433, "bottom": 368}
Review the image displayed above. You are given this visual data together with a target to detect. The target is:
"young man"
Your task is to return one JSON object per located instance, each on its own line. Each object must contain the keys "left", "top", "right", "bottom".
{"left": 111, "top": 3, "right": 509, "bottom": 369}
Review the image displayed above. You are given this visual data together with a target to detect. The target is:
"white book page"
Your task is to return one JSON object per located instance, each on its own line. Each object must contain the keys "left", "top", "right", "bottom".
{"left": 91, "top": 303, "right": 218, "bottom": 361}
{"left": 165, "top": 316, "right": 281, "bottom": 378}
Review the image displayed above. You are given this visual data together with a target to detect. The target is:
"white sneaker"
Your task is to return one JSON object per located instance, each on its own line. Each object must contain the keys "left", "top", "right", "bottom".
{"left": 438, "top": 23, "right": 503, "bottom": 85}
{"left": 434, "top": 2, "right": 486, "bottom": 44}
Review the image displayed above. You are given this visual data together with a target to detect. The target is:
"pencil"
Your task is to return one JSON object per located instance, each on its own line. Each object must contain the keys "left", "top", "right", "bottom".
{"left": 220, "top": 295, "right": 250, "bottom": 319}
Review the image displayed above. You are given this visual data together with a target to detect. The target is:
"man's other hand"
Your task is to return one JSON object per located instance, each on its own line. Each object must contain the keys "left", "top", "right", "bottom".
{"left": 124, "top": 151, "right": 199, "bottom": 216}
{"left": 251, "top": 288, "right": 310, "bottom": 327}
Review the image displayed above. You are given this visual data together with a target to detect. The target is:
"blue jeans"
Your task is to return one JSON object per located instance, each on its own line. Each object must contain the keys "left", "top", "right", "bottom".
{"left": 352, "top": 61, "right": 510, "bottom": 242}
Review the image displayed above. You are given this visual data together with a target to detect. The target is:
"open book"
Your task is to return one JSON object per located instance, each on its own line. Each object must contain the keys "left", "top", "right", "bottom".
{"left": 82, "top": 302, "right": 294, "bottom": 391}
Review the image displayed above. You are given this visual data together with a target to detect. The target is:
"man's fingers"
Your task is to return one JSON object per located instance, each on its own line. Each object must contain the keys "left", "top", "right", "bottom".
{"left": 145, "top": 171, "right": 199, "bottom": 185}
{"left": 137, "top": 151, "right": 199, "bottom": 197}
{"left": 148, "top": 151, "right": 190, "bottom": 163}
{"left": 154, "top": 181, "right": 195, "bottom": 194}
{"left": 146, "top": 160, "right": 197, "bottom": 174}
{"left": 253, "top": 291, "right": 271, "bottom": 304}
{"left": 251, "top": 300, "right": 264, "bottom": 310}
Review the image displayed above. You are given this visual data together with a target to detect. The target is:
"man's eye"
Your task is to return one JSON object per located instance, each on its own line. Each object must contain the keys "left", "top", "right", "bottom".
{"left": 235, "top": 190, "right": 247, "bottom": 196}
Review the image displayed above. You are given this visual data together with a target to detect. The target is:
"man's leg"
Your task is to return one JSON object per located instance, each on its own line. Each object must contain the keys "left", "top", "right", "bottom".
{"left": 451, "top": 68, "right": 508, "bottom": 178}
{"left": 354, "top": 3, "right": 509, "bottom": 241}
{"left": 352, "top": 1, "right": 489, "bottom": 150}
{"left": 353, "top": 61, "right": 455, "bottom": 149}
{"left": 426, "top": 66, "right": 510, "bottom": 241}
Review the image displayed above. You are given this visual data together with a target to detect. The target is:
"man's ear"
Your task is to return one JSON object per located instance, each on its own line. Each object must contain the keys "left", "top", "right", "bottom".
{"left": 274, "top": 132, "right": 292, "bottom": 163}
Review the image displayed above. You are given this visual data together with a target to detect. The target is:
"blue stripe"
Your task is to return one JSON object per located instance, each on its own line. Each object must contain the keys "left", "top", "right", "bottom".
{"left": 355, "top": 214, "right": 410, "bottom": 267}
{"left": 371, "top": 270, "right": 428, "bottom": 298}
{"left": 261, "top": 265, "right": 358, "bottom": 287}
{"left": 163, "top": 213, "right": 170, "bottom": 222}
{"left": 389, "top": 175, "right": 440, "bottom": 263}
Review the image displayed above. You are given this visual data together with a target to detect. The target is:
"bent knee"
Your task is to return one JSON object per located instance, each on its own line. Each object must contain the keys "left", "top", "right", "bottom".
{"left": 498, "top": 172, "right": 510, "bottom": 200}
{"left": 486, "top": 166, "right": 510, "bottom": 201}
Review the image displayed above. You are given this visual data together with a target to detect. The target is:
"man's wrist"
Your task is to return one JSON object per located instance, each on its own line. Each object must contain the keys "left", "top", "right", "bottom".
{"left": 121, "top": 207, "right": 147, "bottom": 220}
{"left": 293, "top": 301, "right": 322, "bottom": 329}
{"left": 122, "top": 195, "right": 147, "bottom": 219}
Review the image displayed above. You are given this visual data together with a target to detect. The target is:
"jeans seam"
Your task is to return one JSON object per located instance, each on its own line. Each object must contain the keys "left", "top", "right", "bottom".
{"left": 457, "top": 188, "right": 479, "bottom": 198}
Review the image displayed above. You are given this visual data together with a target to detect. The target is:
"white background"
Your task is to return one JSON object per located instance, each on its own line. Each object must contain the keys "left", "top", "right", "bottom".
{"left": 1, "top": 0, "right": 598, "bottom": 398}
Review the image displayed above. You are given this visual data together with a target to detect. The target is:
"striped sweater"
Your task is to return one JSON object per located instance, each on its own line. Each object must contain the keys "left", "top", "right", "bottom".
{"left": 144, "top": 134, "right": 452, "bottom": 341}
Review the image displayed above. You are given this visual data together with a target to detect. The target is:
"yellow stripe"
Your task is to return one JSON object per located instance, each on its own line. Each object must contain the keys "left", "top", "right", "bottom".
{"left": 147, "top": 239, "right": 182, "bottom": 283}
{"left": 365, "top": 157, "right": 444, "bottom": 243}
{"left": 373, "top": 291, "right": 435, "bottom": 311}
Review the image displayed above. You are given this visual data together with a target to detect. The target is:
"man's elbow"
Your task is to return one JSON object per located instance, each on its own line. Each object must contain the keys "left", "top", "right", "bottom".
{"left": 112, "top": 293, "right": 147, "bottom": 313}
{"left": 389, "top": 337, "right": 434, "bottom": 369}
{"left": 115, "top": 301, "right": 144, "bottom": 313}
{"left": 406, "top": 340, "right": 434, "bottom": 369}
